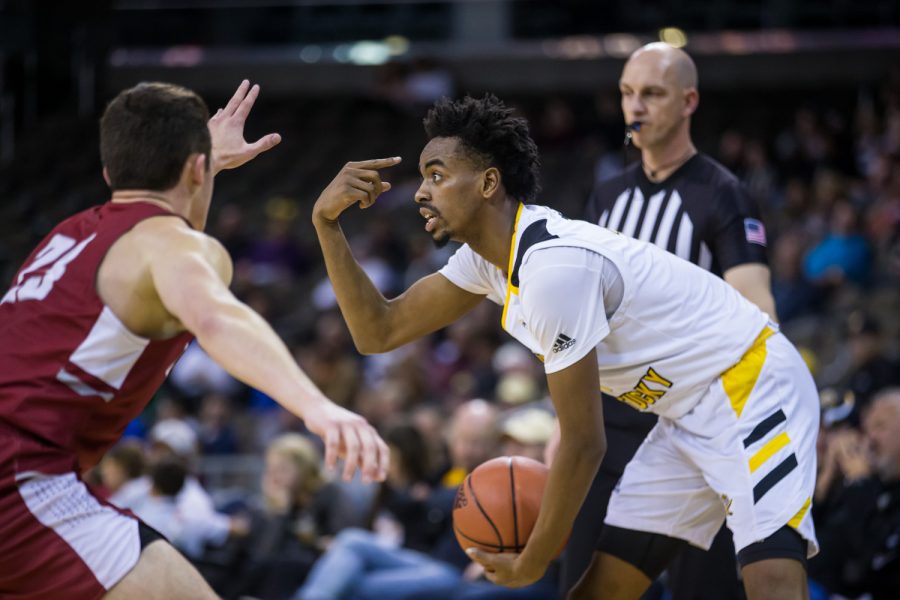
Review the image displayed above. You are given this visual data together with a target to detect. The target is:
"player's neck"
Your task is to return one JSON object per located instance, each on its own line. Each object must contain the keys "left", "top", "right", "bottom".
{"left": 110, "top": 190, "right": 176, "bottom": 212}
{"left": 469, "top": 198, "right": 520, "bottom": 273}
{"left": 641, "top": 139, "right": 696, "bottom": 183}
{"left": 111, "top": 190, "right": 207, "bottom": 230}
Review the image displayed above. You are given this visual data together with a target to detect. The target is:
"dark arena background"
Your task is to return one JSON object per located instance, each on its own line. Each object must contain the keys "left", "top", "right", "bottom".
{"left": 1, "top": 1, "right": 898, "bottom": 599}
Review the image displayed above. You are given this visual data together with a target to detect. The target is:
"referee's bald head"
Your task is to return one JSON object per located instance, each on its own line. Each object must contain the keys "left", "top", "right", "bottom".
{"left": 625, "top": 42, "right": 698, "bottom": 91}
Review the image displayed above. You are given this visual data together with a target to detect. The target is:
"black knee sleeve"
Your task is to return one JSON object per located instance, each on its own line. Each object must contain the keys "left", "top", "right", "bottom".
{"left": 737, "top": 525, "right": 808, "bottom": 569}
{"left": 596, "top": 525, "right": 688, "bottom": 580}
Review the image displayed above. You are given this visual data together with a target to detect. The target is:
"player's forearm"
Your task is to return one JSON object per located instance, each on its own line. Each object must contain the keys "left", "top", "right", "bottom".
{"left": 192, "top": 299, "right": 326, "bottom": 414}
{"left": 733, "top": 283, "right": 778, "bottom": 323}
{"left": 313, "top": 218, "right": 395, "bottom": 353}
{"left": 724, "top": 264, "right": 779, "bottom": 322}
{"left": 747, "top": 290, "right": 778, "bottom": 323}
{"left": 519, "top": 352, "right": 605, "bottom": 570}
{"left": 519, "top": 434, "right": 605, "bottom": 571}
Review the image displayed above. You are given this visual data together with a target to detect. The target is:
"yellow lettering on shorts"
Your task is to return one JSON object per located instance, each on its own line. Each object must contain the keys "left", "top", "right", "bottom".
{"left": 617, "top": 391, "right": 650, "bottom": 410}
{"left": 616, "top": 367, "right": 674, "bottom": 410}
{"left": 635, "top": 380, "right": 667, "bottom": 402}
{"left": 644, "top": 367, "right": 673, "bottom": 389}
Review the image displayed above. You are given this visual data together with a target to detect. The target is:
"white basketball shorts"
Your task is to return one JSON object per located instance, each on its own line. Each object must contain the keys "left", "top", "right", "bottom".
{"left": 604, "top": 327, "right": 820, "bottom": 557}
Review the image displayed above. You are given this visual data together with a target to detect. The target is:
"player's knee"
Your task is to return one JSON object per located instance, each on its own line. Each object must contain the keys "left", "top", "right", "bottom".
{"left": 742, "top": 557, "right": 807, "bottom": 598}
{"left": 597, "top": 525, "right": 685, "bottom": 581}
{"left": 739, "top": 526, "right": 809, "bottom": 599}
{"left": 106, "top": 539, "right": 218, "bottom": 600}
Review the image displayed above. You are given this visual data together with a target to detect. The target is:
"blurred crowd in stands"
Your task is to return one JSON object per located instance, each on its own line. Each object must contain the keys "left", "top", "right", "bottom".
{"left": 0, "top": 60, "right": 898, "bottom": 599}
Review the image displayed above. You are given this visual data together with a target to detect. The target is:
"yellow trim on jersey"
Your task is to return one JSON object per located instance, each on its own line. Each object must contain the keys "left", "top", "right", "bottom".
{"left": 788, "top": 496, "right": 812, "bottom": 529}
{"left": 722, "top": 326, "right": 776, "bottom": 417}
{"left": 749, "top": 431, "right": 791, "bottom": 473}
{"left": 500, "top": 202, "right": 525, "bottom": 330}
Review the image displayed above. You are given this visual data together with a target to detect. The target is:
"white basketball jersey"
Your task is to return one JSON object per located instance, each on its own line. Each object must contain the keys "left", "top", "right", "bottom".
{"left": 440, "top": 204, "right": 770, "bottom": 419}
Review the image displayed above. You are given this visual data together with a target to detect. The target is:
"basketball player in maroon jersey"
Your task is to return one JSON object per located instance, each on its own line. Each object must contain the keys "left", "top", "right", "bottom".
{"left": 0, "top": 81, "right": 389, "bottom": 599}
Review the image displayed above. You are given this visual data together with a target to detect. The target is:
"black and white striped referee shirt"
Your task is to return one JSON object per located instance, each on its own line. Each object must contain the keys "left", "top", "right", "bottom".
{"left": 584, "top": 153, "right": 768, "bottom": 277}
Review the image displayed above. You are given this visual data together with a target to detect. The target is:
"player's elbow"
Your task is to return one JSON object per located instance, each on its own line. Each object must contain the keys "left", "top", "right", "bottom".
{"left": 356, "top": 341, "right": 405, "bottom": 355}
{"left": 355, "top": 343, "right": 380, "bottom": 356}
{"left": 351, "top": 327, "right": 403, "bottom": 355}
{"left": 587, "top": 434, "right": 607, "bottom": 466}
{"left": 192, "top": 311, "right": 227, "bottom": 342}
{"left": 352, "top": 334, "right": 389, "bottom": 355}
{"left": 188, "top": 298, "right": 242, "bottom": 341}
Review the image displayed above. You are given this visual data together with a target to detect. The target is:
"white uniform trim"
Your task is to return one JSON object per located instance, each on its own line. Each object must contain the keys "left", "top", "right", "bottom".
{"left": 56, "top": 368, "right": 115, "bottom": 402}
{"left": 18, "top": 473, "right": 141, "bottom": 590}
{"left": 70, "top": 306, "right": 150, "bottom": 390}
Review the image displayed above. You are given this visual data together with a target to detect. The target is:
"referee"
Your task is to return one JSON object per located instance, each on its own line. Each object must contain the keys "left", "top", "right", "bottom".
{"left": 557, "top": 42, "right": 777, "bottom": 599}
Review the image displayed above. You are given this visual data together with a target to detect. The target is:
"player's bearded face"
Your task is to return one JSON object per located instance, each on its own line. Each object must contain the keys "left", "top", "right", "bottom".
{"left": 417, "top": 194, "right": 453, "bottom": 249}
{"left": 415, "top": 137, "right": 481, "bottom": 248}
{"left": 430, "top": 209, "right": 452, "bottom": 249}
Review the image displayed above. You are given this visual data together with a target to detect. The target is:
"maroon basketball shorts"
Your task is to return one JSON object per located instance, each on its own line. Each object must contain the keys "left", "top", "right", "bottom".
{"left": 0, "top": 468, "right": 150, "bottom": 599}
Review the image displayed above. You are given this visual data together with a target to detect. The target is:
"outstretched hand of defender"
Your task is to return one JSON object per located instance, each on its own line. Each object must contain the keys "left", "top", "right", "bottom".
{"left": 312, "top": 157, "right": 402, "bottom": 224}
{"left": 466, "top": 548, "right": 544, "bottom": 588}
{"left": 209, "top": 79, "right": 282, "bottom": 174}
{"left": 301, "top": 398, "right": 390, "bottom": 483}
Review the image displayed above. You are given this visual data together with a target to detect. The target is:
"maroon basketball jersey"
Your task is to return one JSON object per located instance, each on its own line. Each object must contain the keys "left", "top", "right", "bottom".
{"left": 0, "top": 201, "right": 193, "bottom": 474}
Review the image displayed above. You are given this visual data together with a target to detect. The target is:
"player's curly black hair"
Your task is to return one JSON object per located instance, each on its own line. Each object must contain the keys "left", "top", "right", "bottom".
{"left": 423, "top": 94, "right": 541, "bottom": 203}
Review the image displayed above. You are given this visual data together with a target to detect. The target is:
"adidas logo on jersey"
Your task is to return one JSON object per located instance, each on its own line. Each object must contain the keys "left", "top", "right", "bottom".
{"left": 552, "top": 333, "right": 575, "bottom": 353}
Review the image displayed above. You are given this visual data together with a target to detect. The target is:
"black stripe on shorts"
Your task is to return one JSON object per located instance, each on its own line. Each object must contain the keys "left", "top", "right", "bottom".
{"left": 743, "top": 409, "right": 787, "bottom": 448}
{"left": 753, "top": 453, "right": 798, "bottom": 503}
{"left": 138, "top": 520, "right": 167, "bottom": 549}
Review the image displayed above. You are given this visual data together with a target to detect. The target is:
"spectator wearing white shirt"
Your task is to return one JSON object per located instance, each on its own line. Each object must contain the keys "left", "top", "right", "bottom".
{"left": 111, "top": 418, "right": 237, "bottom": 558}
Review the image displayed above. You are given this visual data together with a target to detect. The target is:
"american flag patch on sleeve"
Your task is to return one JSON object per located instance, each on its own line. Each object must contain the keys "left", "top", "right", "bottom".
{"left": 744, "top": 218, "right": 767, "bottom": 246}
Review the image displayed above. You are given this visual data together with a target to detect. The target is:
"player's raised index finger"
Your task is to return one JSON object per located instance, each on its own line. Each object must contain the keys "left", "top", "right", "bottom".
{"left": 347, "top": 157, "right": 402, "bottom": 170}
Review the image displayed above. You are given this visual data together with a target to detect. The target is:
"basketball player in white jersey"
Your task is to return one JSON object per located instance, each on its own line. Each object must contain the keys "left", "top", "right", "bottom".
{"left": 561, "top": 42, "right": 779, "bottom": 599}
{"left": 311, "top": 95, "right": 818, "bottom": 600}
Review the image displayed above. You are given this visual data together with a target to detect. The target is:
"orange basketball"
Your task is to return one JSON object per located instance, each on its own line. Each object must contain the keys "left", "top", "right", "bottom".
{"left": 453, "top": 456, "right": 556, "bottom": 555}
